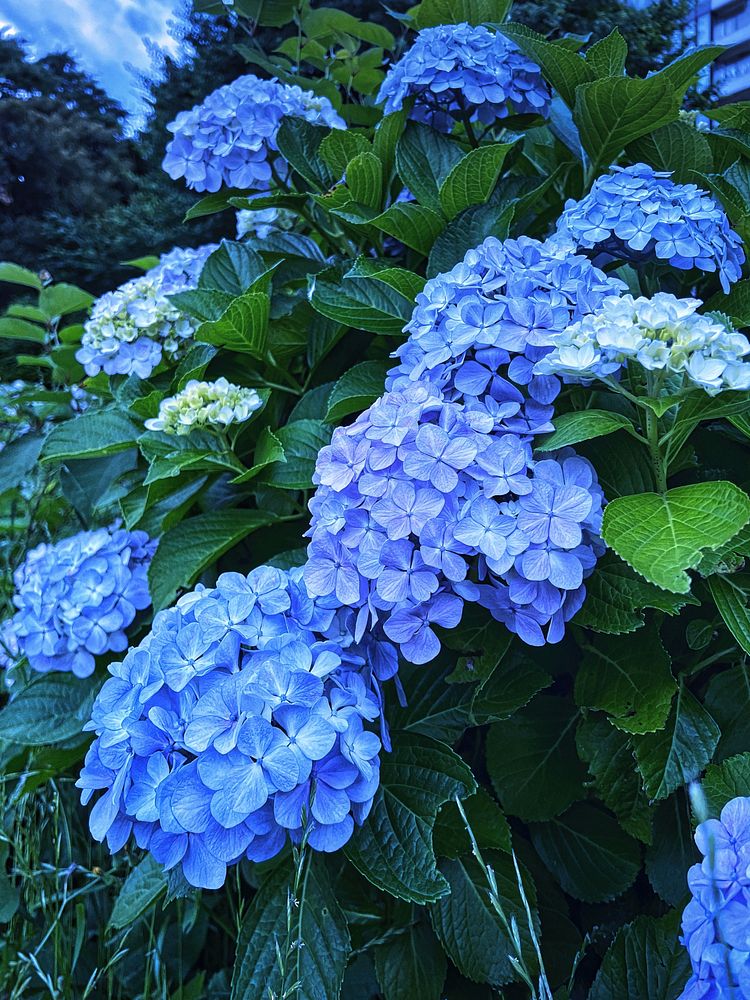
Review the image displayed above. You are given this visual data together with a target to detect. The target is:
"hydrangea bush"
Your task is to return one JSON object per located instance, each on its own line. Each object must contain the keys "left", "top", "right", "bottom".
{"left": 3, "top": 3, "right": 750, "bottom": 998}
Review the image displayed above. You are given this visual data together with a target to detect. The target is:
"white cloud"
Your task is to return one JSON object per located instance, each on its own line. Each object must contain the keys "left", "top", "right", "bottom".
{"left": 1, "top": 0, "right": 182, "bottom": 114}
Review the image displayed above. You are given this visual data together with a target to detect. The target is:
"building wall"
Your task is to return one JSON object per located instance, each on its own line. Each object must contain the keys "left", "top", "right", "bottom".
{"left": 706, "top": 0, "right": 750, "bottom": 99}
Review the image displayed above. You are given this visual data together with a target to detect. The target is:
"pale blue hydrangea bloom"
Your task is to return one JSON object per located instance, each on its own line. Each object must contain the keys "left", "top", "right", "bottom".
{"left": 76, "top": 244, "right": 217, "bottom": 379}
{"left": 378, "top": 23, "right": 550, "bottom": 131}
{"left": 163, "top": 75, "right": 345, "bottom": 193}
{"left": 5, "top": 526, "right": 156, "bottom": 678}
{"left": 556, "top": 164, "right": 745, "bottom": 293}
{"left": 678, "top": 796, "right": 750, "bottom": 999}
{"left": 145, "top": 378, "right": 264, "bottom": 435}
{"left": 534, "top": 293, "right": 750, "bottom": 395}
{"left": 386, "top": 236, "right": 625, "bottom": 439}
{"left": 78, "top": 566, "right": 394, "bottom": 889}
{"left": 305, "top": 381, "right": 604, "bottom": 659}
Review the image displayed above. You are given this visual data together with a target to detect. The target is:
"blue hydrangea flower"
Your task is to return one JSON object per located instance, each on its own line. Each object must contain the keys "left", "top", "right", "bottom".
{"left": 556, "top": 164, "right": 745, "bottom": 293}
{"left": 76, "top": 244, "right": 217, "bottom": 379}
{"left": 535, "top": 292, "right": 750, "bottom": 395}
{"left": 5, "top": 526, "right": 156, "bottom": 678}
{"left": 163, "top": 75, "right": 345, "bottom": 193}
{"left": 377, "top": 23, "right": 551, "bottom": 131}
{"left": 305, "top": 381, "right": 604, "bottom": 660}
{"left": 678, "top": 796, "right": 750, "bottom": 999}
{"left": 386, "top": 236, "right": 625, "bottom": 439}
{"left": 78, "top": 566, "right": 393, "bottom": 889}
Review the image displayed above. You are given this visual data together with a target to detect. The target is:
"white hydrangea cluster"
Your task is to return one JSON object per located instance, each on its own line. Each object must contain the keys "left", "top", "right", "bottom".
{"left": 145, "top": 378, "right": 264, "bottom": 435}
{"left": 76, "top": 245, "right": 216, "bottom": 379}
{"left": 236, "top": 207, "right": 295, "bottom": 240}
{"left": 535, "top": 293, "right": 750, "bottom": 395}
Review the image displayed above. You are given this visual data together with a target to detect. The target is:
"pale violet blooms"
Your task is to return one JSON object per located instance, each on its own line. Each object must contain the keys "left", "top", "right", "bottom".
{"left": 163, "top": 75, "right": 344, "bottom": 193}
{"left": 378, "top": 23, "right": 550, "bottom": 131}
{"left": 556, "top": 163, "right": 744, "bottom": 292}
{"left": 535, "top": 292, "right": 750, "bottom": 395}
{"left": 76, "top": 245, "right": 217, "bottom": 379}
{"left": 145, "top": 378, "right": 264, "bottom": 436}
{"left": 78, "top": 567, "right": 393, "bottom": 889}
{"left": 678, "top": 796, "right": 750, "bottom": 999}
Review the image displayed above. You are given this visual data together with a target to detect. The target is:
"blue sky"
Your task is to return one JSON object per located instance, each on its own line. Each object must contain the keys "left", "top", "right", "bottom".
{"left": 0, "top": 0, "right": 186, "bottom": 114}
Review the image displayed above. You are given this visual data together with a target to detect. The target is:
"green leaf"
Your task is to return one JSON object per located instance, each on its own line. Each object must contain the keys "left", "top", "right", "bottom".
{"left": 0, "top": 317, "right": 46, "bottom": 343}
{"left": 276, "top": 117, "right": 337, "bottom": 192}
{"left": 627, "top": 120, "right": 713, "bottom": 185}
{"left": 0, "top": 674, "right": 96, "bottom": 746}
{"left": 374, "top": 921, "right": 446, "bottom": 1000}
{"left": 703, "top": 752, "right": 750, "bottom": 814}
{"left": 263, "top": 419, "right": 330, "bottom": 490}
{"left": 174, "top": 344, "right": 218, "bottom": 390}
{"left": 439, "top": 143, "right": 516, "bottom": 219}
{"left": 148, "top": 509, "right": 277, "bottom": 611}
{"left": 368, "top": 203, "right": 445, "bottom": 255}
{"left": 0, "top": 261, "right": 42, "bottom": 289}
{"left": 665, "top": 390, "right": 750, "bottom": 466}
{"left": 529, "top": 803, "right": 641, "bottom": 902}
{"left": 170, "top": 288, "right": 234, "bottom": 323}
{"left": 577, "top": 715, "right": 653, "bottom": 843}
{"left": 199, "top": 241, "right": 267, "bottom": 296}
{"left": 588, "top": 912, "right": 691, "bottom": 1000}
{"left": 326, "top": 361, "right": 390, "bottom": 422}
{"left": 574, "top": 77, "right": 680, "bottom": 176}
{"left": 602, "top": 482, "right": 750, "bottom": 594}
{"left": 708, "top": 574, "right": 750, "bottom": 656}
{"left": 42, "top": 410, "right": 140, "bottom": 462}
{"left": 585, "top": 29, "right": 628, "bottom": 78}
{"left": 109, "top": 856, "right": 167, "bottom": 931}
{"left": 707, "top": 278, "right": 750, "bottom": 327}
{"left": 395, "top": 124, "right": 463, "bottom": 213}
{"left": 347, "top": 152, "right": 383, "bottom": 210}
{"left": 0, "top": 434, "right": 44, "bottom": 495}
{"left": 538, "top": 410, "right": 634, "bottom": 451}
{"left": 574, "top": 553, "right": 693, "bottom": 635}
{"left": 429, "top": 851, "right": 539, "bottom": 988}
{"left": 427, "top": 201, "right": 514, "bottom": 277}
{"left": 645, "top": 795, "right": 696, "bottom": 904}
{"left": 345, "top": 257, "right": 426, "bottom": 300}
{"left": 308, "top": 273, "right": 412, "bottom": 333}
{"left": 197, "top": 291, "right": 269, "bottom": 358}
{"left": 433, "top": 787, "right": 511, "bottom": 859}
{"left": 486, "top": 694, "right": 587, "bottom": 821}
{"left": 499, "top": 23, "right": 592, "bottom": 109}
{"left": 704, "top": 665, "right": 750, "bottom": 762}
{"left": 650, "top": 45, "right": 725, "bottom": 99}
{"left": 301, "top": 7, "right": 394, "bottom": 48}
{"left": 345, "top": 733, "right": 476, "bottom": 904}
{"left": 319, "top": 130, "right": 371, "bottom": 176}
{"left": 231, "top": 427, "right": 286, "bottom": 484}
{"left": 231, "top": 858, "right": 350, "bottom": 1000}
{"left": 574, "top": 626, "right": 676, "bottom": 734}
{"left": 387, "top": 661, "right": 474, "bottom": 743}
{"left": 184, "top": 188, "right": 249, "bottom": 221}
{"left": 577, "top": 431, "right": 656, "bottom": 498}
{"left": 39, "top": 284, "right": 94, "bottom": 318}
{"left": 415, "top": 0, "right": 512, "bottom": 28}
{"left": 122, "top": 255, "right": 160, "bottom": 270}
{"left": 634, "top": 686, "right": 720, "bottom": 801}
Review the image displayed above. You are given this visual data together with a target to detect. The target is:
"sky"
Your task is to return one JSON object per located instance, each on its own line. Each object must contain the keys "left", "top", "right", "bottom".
{"left": 0, "top": 0, "right": 186, "bottom": 115}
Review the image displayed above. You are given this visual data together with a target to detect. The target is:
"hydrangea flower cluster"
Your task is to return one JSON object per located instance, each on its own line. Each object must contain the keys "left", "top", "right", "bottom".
{"left": 305, "top": 381, "right": 604, "bottom": 658}
{"left": 556, "top": 164, "right": 745, "bottom": 293}
{"left": 76, "top": 245, "right": 217, "bottom": 379}
{"left": 145, "top": 378, "right": 264, "bottom": 436}
{"left": 535, "top": 292, "right": 750, "bottom": 395}
{"left": 678, "top": 796, "right": 750, "bottom": 999}
{"left": 236, "top": 207, "right": 295, "bottom": 240}
{"left": 78, "top": 566, "right": 394, "bottom": 889}
{"left": 377, "top": 23, "right": 550, "bottom": 131}
{"left": 386, "top": 236, "right": 625, "bottom": 439}
{"left": 5, "top": 526, "right": 156, "bottom": 678}
{"left": 163, "top": 75, "right": 344, "bottom": 193}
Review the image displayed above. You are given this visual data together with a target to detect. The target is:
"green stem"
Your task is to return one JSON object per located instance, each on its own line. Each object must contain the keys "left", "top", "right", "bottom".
{"left": 645, "top": 407, "right": 668, "bottom": 493}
